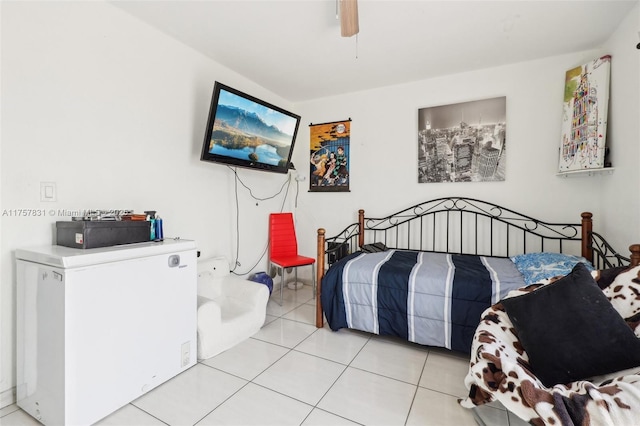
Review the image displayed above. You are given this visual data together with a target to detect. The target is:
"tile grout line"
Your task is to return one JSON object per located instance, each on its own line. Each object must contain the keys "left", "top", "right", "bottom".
{"left": 404, "top": 349, "right": 431, "bottom": 425}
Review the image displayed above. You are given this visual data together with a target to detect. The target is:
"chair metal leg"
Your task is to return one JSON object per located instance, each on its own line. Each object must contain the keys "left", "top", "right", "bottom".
{"left": 272, "top": 263, "right": 315, "bottom": 305}
{"left": 280, "top": 266, "right": 284, "bottom": 306}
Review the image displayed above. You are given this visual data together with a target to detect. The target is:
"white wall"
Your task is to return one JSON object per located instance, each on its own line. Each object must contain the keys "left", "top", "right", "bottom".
{"left": 0, "top": 0, "right": 4, "bottom": 407}
{"left": 598, "top": 3, "right": 640, "bottom": 252}
{"left": 291, "top": 4, "right": 640, "bottom": 261}
{"left": 0, "top": 1, "right": 298, "bottom": 403}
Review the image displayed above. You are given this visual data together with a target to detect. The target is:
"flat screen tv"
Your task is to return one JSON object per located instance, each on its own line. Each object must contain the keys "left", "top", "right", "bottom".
{"left": 200, "top": 82, "right": 301, "bottom": 174}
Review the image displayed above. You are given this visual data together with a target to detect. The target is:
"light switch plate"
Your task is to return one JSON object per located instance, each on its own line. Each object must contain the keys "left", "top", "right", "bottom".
{"left": 40, "top": 182, "right": 57, "bottom": 202}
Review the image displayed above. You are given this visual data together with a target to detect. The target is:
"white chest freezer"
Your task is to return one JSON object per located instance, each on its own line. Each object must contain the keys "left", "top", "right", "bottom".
{"left": 16, "top": 239, "right": 198, "bottom": 425}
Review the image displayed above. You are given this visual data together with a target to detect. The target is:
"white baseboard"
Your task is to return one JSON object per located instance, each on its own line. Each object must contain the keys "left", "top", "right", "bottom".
{"left": 0, "top": 386, "right": 16, "bottom": 409}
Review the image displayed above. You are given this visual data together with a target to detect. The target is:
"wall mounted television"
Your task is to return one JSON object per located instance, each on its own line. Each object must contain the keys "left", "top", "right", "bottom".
{"left": 200, "top": 82, "right": 301, "bottom": 174}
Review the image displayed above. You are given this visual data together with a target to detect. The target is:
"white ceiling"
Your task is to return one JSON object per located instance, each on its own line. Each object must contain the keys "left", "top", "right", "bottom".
{"left": 111, "top": 0, "right": 637, "bottom": 102}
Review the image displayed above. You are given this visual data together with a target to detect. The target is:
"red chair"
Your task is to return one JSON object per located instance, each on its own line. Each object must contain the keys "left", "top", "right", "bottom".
{"left": 269, "top": 213, "right": 316, "bottom": 305}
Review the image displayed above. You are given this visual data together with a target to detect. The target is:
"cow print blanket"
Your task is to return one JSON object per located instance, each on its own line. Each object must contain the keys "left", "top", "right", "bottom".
{"left": 460, "top": 265, "right": 640, "bottom": 425}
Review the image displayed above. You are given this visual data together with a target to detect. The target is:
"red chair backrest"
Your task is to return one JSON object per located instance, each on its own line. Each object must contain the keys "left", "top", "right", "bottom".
{"left": 269, "top": 213, "right": 298, "bottom": 259}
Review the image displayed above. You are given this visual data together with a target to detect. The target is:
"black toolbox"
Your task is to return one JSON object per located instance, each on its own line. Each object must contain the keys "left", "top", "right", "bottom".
{"left": 56, "top": 220, "right": 151, "bottom": 249}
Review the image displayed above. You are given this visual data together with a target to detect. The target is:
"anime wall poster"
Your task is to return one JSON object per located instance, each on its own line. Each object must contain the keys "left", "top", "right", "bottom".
{"left": 309, "top": 119, "right": 351, "bottom": 192}
{"left": 558, "top": 55, "right": 610, "bottom": 172}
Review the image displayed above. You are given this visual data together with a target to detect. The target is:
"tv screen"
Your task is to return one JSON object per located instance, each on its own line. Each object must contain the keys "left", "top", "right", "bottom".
{"left": 200, "top": 82, "right": 301, "bottom": 174}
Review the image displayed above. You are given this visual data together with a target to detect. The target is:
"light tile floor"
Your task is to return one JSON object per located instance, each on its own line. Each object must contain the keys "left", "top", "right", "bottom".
{"left": 1, "top": 285, "right": 528, "bottom": 426}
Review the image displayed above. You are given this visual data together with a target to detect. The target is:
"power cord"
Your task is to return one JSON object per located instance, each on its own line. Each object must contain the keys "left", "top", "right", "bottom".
{"left": 229, "top": 166, "right": 292, "bottom": 202}
{"left": 228, "top": 166, "right": 292, "bottom": 275}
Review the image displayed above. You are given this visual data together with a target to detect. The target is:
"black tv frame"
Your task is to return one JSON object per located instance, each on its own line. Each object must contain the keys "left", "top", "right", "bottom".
{"left": 200, "top": 82, "right": 301, "bottom": 174}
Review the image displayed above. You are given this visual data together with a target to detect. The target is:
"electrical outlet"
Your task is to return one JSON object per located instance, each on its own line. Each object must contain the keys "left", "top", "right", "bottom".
{"left": 181, "top": 341, "right": 190, "bottom": 367}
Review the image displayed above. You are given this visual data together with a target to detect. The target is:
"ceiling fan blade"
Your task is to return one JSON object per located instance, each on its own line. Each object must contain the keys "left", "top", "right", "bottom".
{"left": 340, "top": 0, "right": 359, "bottom": 37}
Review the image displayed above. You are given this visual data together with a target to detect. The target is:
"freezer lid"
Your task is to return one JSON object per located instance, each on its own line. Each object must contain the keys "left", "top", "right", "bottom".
{"left": 15, "top": 239, "right": 197, "bottom": 268}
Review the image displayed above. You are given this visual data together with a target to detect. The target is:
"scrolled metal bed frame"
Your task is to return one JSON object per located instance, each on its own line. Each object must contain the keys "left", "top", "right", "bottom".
{"left": 314, "top": 197, "right": 640, "bottom": 328}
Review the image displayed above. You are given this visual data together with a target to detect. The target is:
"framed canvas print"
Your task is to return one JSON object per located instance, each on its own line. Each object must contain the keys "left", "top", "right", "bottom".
{"left": 418, "top": 97, "right": 506, "bottom": 183}
{"left": 559, "top": 55, "right": 611, "bottom": 173}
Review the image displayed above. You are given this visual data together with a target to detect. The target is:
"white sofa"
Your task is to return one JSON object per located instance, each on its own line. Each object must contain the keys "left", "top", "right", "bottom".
{"left": 196, "top": 257, "right": 269, "bottom": 360}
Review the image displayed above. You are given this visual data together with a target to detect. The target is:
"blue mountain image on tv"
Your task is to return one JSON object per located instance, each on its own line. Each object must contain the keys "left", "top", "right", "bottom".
{"left": 210, "top": 144, "right": 281, "bottom": 165}
{"left": 208, "top": 104, "right": 292, "bottom": 166}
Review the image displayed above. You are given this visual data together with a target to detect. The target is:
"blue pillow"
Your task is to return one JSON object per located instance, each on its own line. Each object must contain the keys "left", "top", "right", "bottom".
{"left": 510, "top": 252, "right": 594, "bottom": 284}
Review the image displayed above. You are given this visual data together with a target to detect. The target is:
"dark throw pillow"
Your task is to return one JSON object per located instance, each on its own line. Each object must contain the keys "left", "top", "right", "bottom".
{"left": 502, "top": 263, "right": 640, "bottom": 387}
{"left": 593, "top": 265, "right": 630, "bottom": 289}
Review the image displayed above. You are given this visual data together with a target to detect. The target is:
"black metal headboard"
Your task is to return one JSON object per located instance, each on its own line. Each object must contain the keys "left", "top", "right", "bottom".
{"left": 319, "top": 197, "right": 633, "bottom": 268}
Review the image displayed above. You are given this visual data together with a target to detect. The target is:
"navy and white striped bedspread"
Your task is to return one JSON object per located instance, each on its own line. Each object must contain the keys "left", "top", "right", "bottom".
{"left": 321, "top": 250, "right": 525, "bottom": 353}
